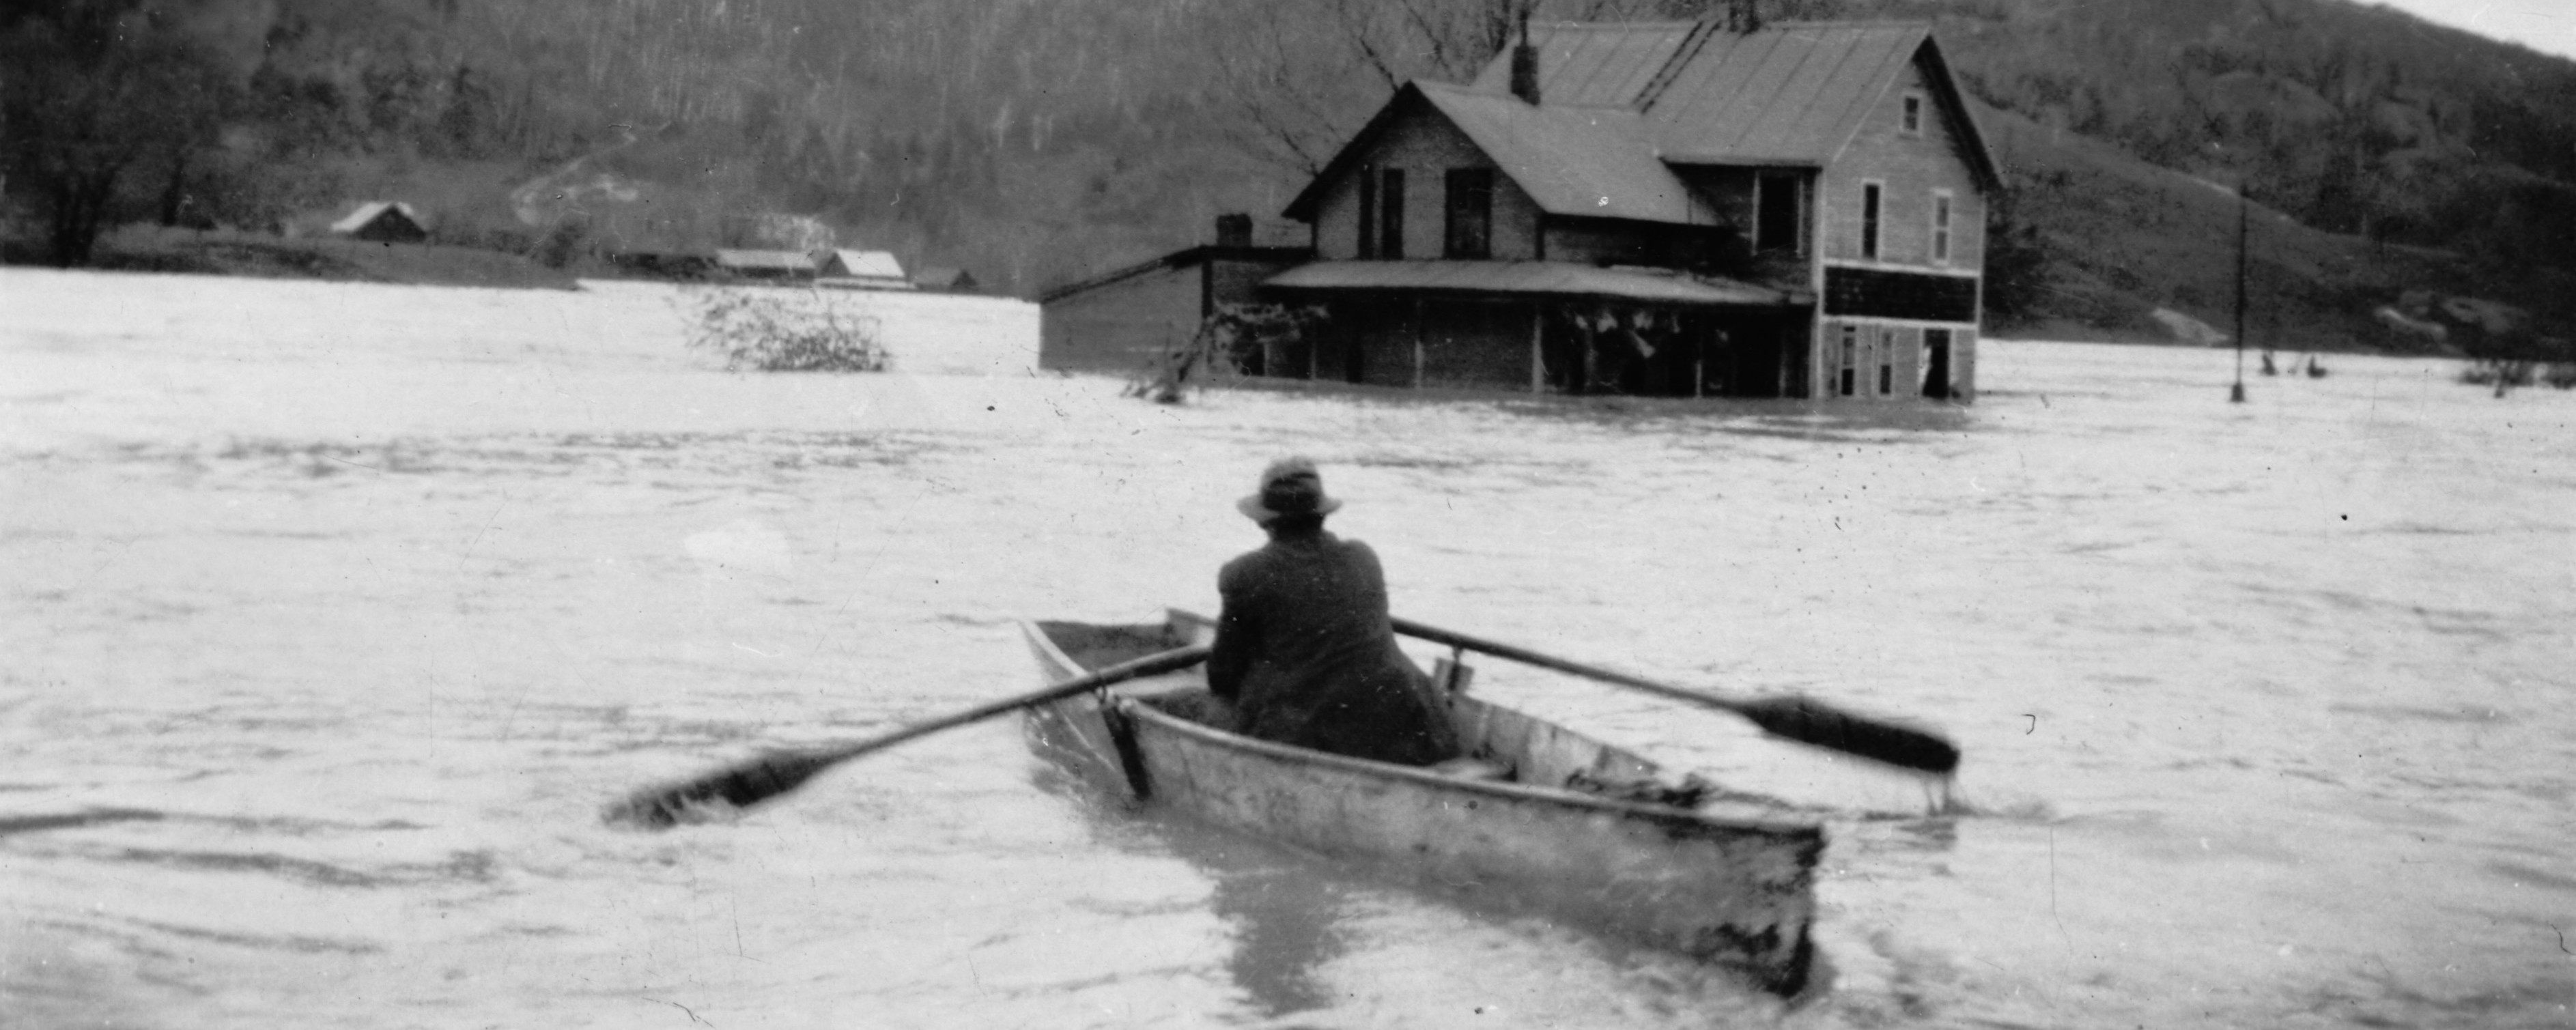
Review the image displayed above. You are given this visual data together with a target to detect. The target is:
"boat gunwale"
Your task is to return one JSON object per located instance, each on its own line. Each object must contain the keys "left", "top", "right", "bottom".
{"left": 1018, "top": 616, "right": 1824, "bottom": 840}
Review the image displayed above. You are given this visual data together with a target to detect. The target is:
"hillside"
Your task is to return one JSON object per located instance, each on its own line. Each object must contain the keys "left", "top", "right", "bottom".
{"left": 6, "top": 0, "right": 2573, "bottom": 352}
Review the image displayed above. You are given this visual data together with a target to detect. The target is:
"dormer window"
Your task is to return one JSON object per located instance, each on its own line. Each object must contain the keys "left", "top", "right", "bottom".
{"left": 1901, "top": 92, "right": 1925, "bottom": 136}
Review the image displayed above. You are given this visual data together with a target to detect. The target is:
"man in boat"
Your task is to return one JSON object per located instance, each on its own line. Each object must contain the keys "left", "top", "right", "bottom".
{"left": 1207, "top": 457, "right": 1462, "bottom": 767}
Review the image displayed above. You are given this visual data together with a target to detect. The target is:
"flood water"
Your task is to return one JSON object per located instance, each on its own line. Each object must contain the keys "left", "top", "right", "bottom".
{"left": 3, "top": 269, "right": 2572, "bottom": 1029}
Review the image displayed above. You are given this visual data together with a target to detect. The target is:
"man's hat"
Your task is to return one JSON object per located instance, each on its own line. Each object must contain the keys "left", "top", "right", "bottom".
{"left": 1237, "top": 456, "right": 1343, "bottom": 524}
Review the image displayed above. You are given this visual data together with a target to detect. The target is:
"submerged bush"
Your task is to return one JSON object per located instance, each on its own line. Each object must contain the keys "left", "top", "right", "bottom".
{"left": 683, "top": 286, "right": 891, "bottom": 372}
{"left": 2459, "top": 358, "right": 2537, "bottom": 397}
{"left": 1126, "top": 303, "right": 1323, "bottom": 403}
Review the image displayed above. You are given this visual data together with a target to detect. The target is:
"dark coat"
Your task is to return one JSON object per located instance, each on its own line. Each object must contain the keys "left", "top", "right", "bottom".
{"left": 1207, "top": 528, "right": 1460, "bottom": 766}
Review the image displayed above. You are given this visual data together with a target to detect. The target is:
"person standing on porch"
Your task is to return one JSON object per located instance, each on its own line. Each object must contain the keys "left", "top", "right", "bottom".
{"left": 1206, "top": 457, "right": 1462, "bottom": 767}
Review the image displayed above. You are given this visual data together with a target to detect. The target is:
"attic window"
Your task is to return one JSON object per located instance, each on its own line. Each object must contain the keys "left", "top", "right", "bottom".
{"left": 1901, "top": 93, "right": 1925, "bottom": 135}
{"left": 1445, "top": 169, "right": 1494, "bottom": 259}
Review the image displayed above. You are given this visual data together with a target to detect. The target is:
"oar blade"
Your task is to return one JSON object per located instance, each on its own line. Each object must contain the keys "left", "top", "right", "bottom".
{"left": 601, "top": 751, "right": 834, "bottom": 830}
{"left": 1738, "top": 696, "right": 1960, "bottom": 776}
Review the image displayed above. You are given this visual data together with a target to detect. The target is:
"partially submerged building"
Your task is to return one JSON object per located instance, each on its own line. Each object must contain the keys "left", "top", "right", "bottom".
{"left": 913, "top": 267, "right": 981, "bottom": 294}
{"left": 1264, "top": 18, "right": 1998, "bottom": 401}
{"left": 1038, "top": 215, "right": 1314, "bottom": 373}
{"left": 713, "top": 248, "right": 817, "bottom": 282}
{"left": 817, "top": 249, "right": 912, "bottom": 290}
{"left": 1040, "top": 18, "right": 1996, "bottom": 401}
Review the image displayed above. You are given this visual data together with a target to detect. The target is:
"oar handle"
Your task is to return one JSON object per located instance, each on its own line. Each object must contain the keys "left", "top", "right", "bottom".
{"left": 804, "top": 644, "right": 1213, "bottom": 767}
{"left": 1390, "top": 616, "right": 1749, "bottom": 715}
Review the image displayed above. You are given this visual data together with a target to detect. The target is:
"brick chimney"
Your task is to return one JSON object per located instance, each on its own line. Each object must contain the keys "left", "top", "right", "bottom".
{"left": 1215, "top": 213, "right": 1252, "bottom": 248}
{"left": 1510, "top": 12, "right": 1541, "bottom": 106}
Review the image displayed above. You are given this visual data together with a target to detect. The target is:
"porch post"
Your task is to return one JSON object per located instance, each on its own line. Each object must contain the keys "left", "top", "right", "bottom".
{"left": 1581, "top": 312, "right": 1598, "bottom": 395}
{"left": 1411, "top": 297, "right": 1425, "bottom": 388}
{"left": 1529, "top": 306, "right": 1544, "bottom": 393}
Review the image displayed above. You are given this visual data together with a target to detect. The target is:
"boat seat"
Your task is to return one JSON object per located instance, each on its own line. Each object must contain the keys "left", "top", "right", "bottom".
{"left": 1429, "top": 757, "right": 1514, "bottom": 782}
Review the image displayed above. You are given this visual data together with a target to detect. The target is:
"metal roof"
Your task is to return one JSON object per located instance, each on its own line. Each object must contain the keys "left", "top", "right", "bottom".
{"left": 1413, "top": 83, "right": 1700, "bottom": 225}
{"left": 1650, "top": 22, "right": 1927, "bottom": 164}
{"left": 1265, "top": 261, "right": 1787, "bottom": 306}
{"left": 819, "top": 249, "right": 907, "bottom": 280}
{"left": 1462, "top": 20, "right": 1998, "bottom": 184}
{"left": 1469, "top": 21, "right": 1698, "bottom": 106}
{"left": 330, "top": 201, "right": 422, "bottom": 234}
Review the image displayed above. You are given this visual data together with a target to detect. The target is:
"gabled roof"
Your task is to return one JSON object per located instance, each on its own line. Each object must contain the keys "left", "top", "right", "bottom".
{"left": 1467, "top": 20, "right": 2000, "bottom": 187}
{"left": 330, "top": 201, "right": 423, "bottom": 233}
{"left": 819, "top": 249, "right": 906, "bottom": 279}
{"left": 1283, "top": 82, "right": 1703, "bottom": 226}
{"left": 1413, "top": 83, "right": 1701, "bottom": 224}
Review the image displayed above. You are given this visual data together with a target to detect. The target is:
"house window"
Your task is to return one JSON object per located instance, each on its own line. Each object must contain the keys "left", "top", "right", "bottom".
{"left": 1931, "top": 189, "right": 1954, "bottom": 265}
{"left": 1838, "top": 324, "right": 1858, "bottom": 397}
{"left": 1901, "top": 93, "right": 1925, "bottom": 136}
{"left": 1755, "top": 172, "right": 1804, "bottom": 255}
{"left": 1445, "top": 168, "right": 1494, "bottom": 259}
{"left": 1357, "top": 168, "right": 1378, "bottom": 258}
{"left": 1860, "top": 181, "right": 1883, "bottom": 260}
{"left": 1379, "top": 169, "right": 1406, "bottom": 259}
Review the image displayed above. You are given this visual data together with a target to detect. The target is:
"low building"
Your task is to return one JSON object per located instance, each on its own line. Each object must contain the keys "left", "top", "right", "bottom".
{"left": 714, "top": 248, "right": 817, "bottom": 282}
{"left": 912, "top": 266, "right": 980, "bottom": 294}
{"left": 330, "top": 202, "right": 429, "bottom": 244}
{"left": 817, "top": 249, "right": 912, "bottom": 290}
{"left": 1038, "top": 216, "right": 1315, "bottom": 373}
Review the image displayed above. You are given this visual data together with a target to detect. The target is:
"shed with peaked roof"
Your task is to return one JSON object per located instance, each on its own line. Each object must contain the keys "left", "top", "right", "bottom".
{"left": 1039, "top": 217, "right": 1313, "bottom": 373}
{"left": 816, "top": 249, "right": 911, "bottom": 289}
{"left": 330, "top": 202, "right": 429, "bottom": 244}
{"left": 912, "top": 266, "right": 981, "bottom": 294}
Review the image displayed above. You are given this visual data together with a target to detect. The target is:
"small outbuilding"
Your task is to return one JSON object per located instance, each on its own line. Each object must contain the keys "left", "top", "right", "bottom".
{"left": 330, "top": 202, "right": 429, "bottom": 244}
{"left": 816, "top": 249, "right": 913, "bottom": 290}
{"left": 1038, "top": 216, "right": 1314, "bottom": 373}
{"left": 912, "top": 266, "right": 980, "bottom": 294}
{"left": 715, "top": 248, "right": 817, "bottom": 281}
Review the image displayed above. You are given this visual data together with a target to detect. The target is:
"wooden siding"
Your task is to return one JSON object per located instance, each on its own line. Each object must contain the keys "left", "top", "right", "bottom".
{"left": 1817, "top": 56, "right": 1985, "bottom": 270}
{"left": 1311, "top": 98, "right": 1543, "bottom": 262}
{"left": 1041, "top": 261, "right": 1200, "bottom": 373}
{"left": 1421, "top": 300, "right": 1535, "bottom": 390}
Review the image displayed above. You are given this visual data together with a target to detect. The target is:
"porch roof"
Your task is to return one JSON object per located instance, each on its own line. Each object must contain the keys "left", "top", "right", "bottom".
{"left": 1264, "top": 260, "right": 1790, "bottom": 307}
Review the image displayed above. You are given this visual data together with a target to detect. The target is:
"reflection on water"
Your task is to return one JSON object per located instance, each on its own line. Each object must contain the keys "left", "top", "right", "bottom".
{"left": 1027, "top": 714, "right": 1350, "bottom": 1019}
{"left": 1160, "top": 816, "right": 1350, "bottom": 1018}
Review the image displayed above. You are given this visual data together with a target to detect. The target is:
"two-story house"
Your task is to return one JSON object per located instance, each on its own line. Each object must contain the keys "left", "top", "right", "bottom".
{"left": 1258, "top": 17, "right": 2000, "bottom": 401}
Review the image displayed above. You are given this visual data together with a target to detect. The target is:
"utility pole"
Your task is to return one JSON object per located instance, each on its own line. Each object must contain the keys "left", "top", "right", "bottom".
{"left": 2231, "top": 178, "right": 2249, "bottom": 404}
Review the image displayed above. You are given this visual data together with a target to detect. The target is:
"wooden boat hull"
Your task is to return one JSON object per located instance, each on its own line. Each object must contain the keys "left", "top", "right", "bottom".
{"left": 1020, "top": 612, "right": 1823, "bottom": 995}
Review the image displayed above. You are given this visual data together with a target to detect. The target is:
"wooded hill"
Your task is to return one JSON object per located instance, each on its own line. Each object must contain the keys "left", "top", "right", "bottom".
{"left": 7, "top": 0, "right": 2573, "bottom": 352}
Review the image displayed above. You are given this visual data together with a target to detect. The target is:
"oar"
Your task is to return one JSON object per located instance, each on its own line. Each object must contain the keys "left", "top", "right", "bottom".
{"left": 602, "top": 644, "right": 1213, "bottom": 829}
{"left": 1390, "top": 616, "right": 1959, "bottom": 776}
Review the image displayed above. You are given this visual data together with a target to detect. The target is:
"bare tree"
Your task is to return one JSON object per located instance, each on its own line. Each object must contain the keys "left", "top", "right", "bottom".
{"left": 1209, "top": 0, "right": 1544, "bottom": 174}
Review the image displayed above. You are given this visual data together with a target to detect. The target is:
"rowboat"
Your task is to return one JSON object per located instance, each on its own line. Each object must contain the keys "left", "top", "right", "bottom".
{"left": 1018, "top": 609, "right": 1826, "bottom": 996}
